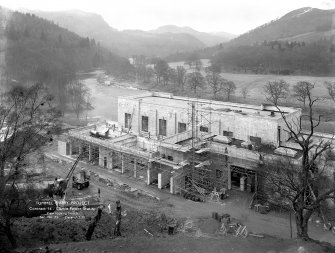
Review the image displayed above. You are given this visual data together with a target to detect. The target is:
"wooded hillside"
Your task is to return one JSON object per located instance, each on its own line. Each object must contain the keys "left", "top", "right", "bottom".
{"left": 4, "top": 10, "right": 133, "bottom": 84}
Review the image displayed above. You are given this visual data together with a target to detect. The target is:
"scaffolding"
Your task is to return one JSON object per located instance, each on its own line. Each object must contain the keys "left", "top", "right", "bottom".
{"left": 172, "top": 98, "right": 228, "bottom": 199}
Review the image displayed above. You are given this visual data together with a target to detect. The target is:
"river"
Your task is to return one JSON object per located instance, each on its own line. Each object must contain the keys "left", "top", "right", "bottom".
{"left": 79, "top": 71, "right": 145, "bottom": 122}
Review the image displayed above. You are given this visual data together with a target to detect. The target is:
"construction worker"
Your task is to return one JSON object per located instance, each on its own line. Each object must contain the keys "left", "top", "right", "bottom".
{"left": 114, "top": 200, "right": 122, "bottom": 236}
{"left": 97, "top": 206, "right": 102, "bottom": 221}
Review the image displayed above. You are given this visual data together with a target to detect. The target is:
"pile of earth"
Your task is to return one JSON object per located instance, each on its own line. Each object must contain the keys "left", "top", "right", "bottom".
{"left": 5, "top": 209, "right": 179, "bottom": 250}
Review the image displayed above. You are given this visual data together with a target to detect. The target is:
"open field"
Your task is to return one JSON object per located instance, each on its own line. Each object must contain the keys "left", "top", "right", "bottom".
{"left": 167, "top": 60, "right": 335, "bottom": 103}
{"left": 219, "top": 72, "right": 335, "bottom": 105}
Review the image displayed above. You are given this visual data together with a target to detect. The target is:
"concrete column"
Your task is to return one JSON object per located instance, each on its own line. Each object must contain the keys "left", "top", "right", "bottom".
{"left": 78, "top": 142, "right": 83, "bottom": 155}
{"left": 147, "top": 161, "right": 152, "bottom": 185}
{"left": 98, "top": 147, "right": 103, "bottom": 167}
{"left": 69, "top": 141, "right": 73, "bottom": 155}
{"left": 227, "top": 164, "right": 232, "bottom": 190}
{"left": 108, "top": 152, "right": 114, "bottom": 170}
{"left": 58, "top": 141, "right": 68, "bottom": 156}
{"left": 219, "top": 119, "right": 222, "bottom": 135}
{"left": 240, "top": 176, "right": 246, "bottom": 191}
{"left": 158, "top": 172, "right": 170, "bottom": 189}
{"left": 255, "top": 173, "right": 258, "bottom": 194}
{"left": 134, "top": 158, "right": 137, "bottom": 178}
{"left": 66, "top": 141, "right": 72, "bottom": 155}
{"left": 121, "top": 154, "right": 125, "bottom": 174}
{"left": 158, "top": 173, "right": 162, "bottom": 189}
{"left": 170, "top": 177, "right": 174, "bottom": 194}
{"left": 89, "top": 144, "right": 92, "bottom": 162}
{"left": 175, "top": 112, "right": 177, "bottom": 134}
{"left": 138, "top": 99, "right": 142, "bottom": 134}
{"left": 155, "top": 109, "right": 158, "bottom": 138}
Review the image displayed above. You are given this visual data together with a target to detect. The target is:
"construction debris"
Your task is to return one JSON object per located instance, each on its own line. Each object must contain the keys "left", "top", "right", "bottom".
{"left": 234, "top": 224, "right": 248, "bottom": 238}
{"left": 249, "top": 233, "right": 265, "bottom": 238}
{"left": 213, "top": 212, "right": 248, "bottom": 238}
{"left": 144, "top": 228, "right": 153, "bottom": 237}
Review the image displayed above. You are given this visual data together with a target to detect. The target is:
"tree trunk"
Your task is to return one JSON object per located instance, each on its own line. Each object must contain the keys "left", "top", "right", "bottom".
{"left": 295, "top": 210, "right": 310, "bottom": 240}
{"left": 85, "top": 221, "right": 96, "bottom": 241}
{"left": 5, "top": 219, "right": 17, "bottom": 248}
{"left": 0, "top": 162, "right": 4, "bottom": 177}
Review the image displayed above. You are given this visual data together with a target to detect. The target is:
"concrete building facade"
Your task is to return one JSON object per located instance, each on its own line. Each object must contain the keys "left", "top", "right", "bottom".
{"left": 59, "top": 92, "right": 305, "bottom": 197}
{"left": 118, "top": 93, "right": 301, "bottom": 147}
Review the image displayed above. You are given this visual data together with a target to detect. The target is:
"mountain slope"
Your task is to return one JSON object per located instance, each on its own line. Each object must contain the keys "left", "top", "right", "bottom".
{"left": 27, "top": 10, "right": 207, "bottom": 57}
{"left": 205, "top": 7, "right": 335, "bottom": 76}
{"left": 36, "top": 9, "right": 116, "bottom": 35}
{"left": 1, "top": 7, "right": 132, "bottom": 84}
{"left": 150, "top": 25, "right": 235, "bottom": 46}
{"left": 230, "top": 7, "right": 335, "bottom": 46}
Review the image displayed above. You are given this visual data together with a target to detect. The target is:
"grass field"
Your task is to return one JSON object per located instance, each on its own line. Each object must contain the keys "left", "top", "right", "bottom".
{"left": 168, "top": 59, "right": 335, "bottom": 103}
{"left": 166, "top": 61, "right": 335, "bottom": 133}
{"left": 220, "top": 72, "right": 334, "bottom": 102}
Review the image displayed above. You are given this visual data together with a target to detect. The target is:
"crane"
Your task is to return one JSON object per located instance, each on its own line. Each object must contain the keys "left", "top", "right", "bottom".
{"left": 53, "top": 152, "right": 89, "bottom": 199}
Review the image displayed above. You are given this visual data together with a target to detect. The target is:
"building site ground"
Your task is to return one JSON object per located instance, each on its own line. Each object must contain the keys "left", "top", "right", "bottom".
{"left": 4, "top": 140, "right": 335, "bottom": 253}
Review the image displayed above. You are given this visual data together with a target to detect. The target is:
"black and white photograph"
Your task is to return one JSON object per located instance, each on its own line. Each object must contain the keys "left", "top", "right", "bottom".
{"left": 0, "top": 0, "right": 335, "bottom": 252}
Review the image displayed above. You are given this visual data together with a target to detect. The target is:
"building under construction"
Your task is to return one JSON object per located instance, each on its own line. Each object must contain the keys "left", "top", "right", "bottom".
{"left": 58, "top": 92, "right": 303, "bottom": 197}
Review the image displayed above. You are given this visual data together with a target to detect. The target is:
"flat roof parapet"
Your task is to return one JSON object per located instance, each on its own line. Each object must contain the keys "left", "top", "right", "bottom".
{"left": 119, "top": 92, "right": 300, "bottom": 117}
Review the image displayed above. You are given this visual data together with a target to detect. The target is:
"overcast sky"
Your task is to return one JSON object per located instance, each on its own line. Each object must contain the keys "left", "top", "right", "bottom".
{"left": 2, "top": 0, "right": 335, "bottom": 34}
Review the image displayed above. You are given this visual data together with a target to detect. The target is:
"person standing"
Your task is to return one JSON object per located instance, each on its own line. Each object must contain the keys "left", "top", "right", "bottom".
{"left": 114, "top": 200, "right": 122, "bottom": 236}
{"left": 98, "top": 188, "right": 101, "bottom": 198}
{"left": 97, "top": 206, "right": 102, "bottom": 221}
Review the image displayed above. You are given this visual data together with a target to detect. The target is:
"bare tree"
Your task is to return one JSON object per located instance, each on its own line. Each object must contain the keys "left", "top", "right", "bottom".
{"left": 0, "top": 83, "right": 59, "bottom": 248}
{"left": 205, "top": 66, "right": 225, "bottom": 99}
{"left": 187, "top": 72, "right": 205, "bottom": 95}
{"left": 132, "top": 54, "right": 147, "bottom": 83}
{"left": 168, "top": 68, "right": 178, "bottom": 88}
{"left": 85, "top": 89, "right": 93, "bottom": 123}
{"left": 292, "top": 81, "right": 314, "bottom": 107}
{"left": 185, "top": 53, "right": 202, "bottom": 71}
{"left": 262, "top": 86, "right": 334, "bottom": 240}
{"left": 176, "top": 66, "right": 187, "bottom": 91}
{"left": 153, "top": 59, "right": 170, "bottom": 86}
{"left": 223, "top": 80, "right": 236, "bottom": 101}
{"left": 67, "top": 81, "right": 90, "bottom": 119}
{"left": 325, "top": 81, "right": 335, "bottom": 103}
{"left": 264, "top": 80, "right": 290, "bottom": 105}
{"left": 144, "top": 67, "right": 154, "bottom": 84}
{"left": 240, "top": 86, "right": 251, "bottom": 101}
